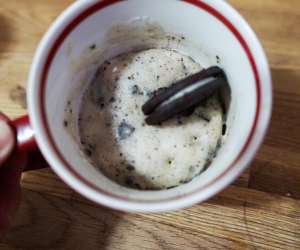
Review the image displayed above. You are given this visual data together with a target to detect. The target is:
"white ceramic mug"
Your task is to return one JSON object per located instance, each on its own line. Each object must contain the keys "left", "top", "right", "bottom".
{"left": 4, "top": 0, "right": 272, "bottom": 212}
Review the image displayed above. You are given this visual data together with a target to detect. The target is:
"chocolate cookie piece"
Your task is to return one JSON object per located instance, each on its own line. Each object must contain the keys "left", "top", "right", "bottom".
{"left": 143, "top": 67, "right": 227, "bottom": 125}
{"left": 142, "top": 66, "right": 224, "bottom": 116}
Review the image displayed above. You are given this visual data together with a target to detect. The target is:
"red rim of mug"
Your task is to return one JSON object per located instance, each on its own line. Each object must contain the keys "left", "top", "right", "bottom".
{"left": 39, "top": 0, "right": 261, "bottom": 204}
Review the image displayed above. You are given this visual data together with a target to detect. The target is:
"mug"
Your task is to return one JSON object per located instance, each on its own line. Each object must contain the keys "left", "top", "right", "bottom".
{"left": 2, "top": 0, "right": 272, "bottom": 212}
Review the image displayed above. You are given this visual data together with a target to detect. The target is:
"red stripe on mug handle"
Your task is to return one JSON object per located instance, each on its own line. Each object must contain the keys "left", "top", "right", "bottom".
{"left": 0, "top": 112, "right": 48, "bottom": 171}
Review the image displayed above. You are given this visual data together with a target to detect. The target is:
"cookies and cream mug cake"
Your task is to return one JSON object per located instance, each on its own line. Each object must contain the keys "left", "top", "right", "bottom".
{"left": 77, "top": 48, "right": 227, "bottom": 190}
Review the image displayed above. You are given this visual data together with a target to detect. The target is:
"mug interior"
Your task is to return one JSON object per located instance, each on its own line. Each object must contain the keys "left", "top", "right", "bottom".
{"left": 29, "top": 0, "right": 271, "bottom": 211}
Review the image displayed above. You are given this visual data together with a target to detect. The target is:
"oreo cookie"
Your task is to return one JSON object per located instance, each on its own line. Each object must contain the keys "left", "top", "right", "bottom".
{"left": 142, "top": 66, "right": 227, "bottom": 125}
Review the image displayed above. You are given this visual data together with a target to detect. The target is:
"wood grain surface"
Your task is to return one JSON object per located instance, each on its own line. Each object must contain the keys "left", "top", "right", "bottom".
{"left": 0, "top": 0, "right": 299, "bottom": 249}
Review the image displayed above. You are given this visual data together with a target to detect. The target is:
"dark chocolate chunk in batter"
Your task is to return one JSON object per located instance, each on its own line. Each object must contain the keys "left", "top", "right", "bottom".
{"left": 125, "top": 176, "right": 134, "bottom": 185}
{"left": 118, "top": 122, "right": 135, "bottom": 140}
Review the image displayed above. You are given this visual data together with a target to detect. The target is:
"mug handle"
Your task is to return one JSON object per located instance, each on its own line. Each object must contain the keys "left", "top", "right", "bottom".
{"left": 0, "top": 112, "right": 48, "bottom": 171}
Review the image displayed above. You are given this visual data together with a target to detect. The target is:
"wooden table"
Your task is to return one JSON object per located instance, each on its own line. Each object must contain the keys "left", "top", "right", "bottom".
{"left": 0, "top": 0, "right": 299, "bottom": 249}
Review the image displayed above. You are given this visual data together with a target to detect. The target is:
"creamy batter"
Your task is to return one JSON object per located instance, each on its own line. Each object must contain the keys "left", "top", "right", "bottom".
{"left": 78, "top": 48, "right": 223, "bottom": 190}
